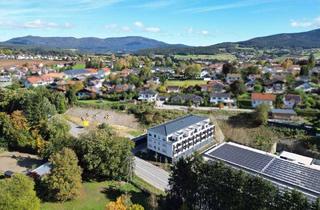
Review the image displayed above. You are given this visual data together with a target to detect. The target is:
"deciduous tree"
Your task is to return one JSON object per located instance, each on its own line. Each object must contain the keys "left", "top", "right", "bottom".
{"left": 44, "top": 148, "right": 82, "bottom": 201}
{"left": 0, "top": 174, "right": 40, "bottom": 210}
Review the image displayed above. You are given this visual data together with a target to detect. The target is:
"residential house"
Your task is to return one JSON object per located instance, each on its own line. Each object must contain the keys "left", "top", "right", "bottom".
{"left": 170, "top": 94, "right": 204, "bottom": 106}
{"left": 167, "top": 86, "right": 180, "bottom": 93}
{"left": 295, "top": 82, "right": 315, "bottom": 93}
{"left": 118, "top": 69, "right": 132, "bottom": 78}
{"left": 287, "top": 65, "right": 301, "bottom": 76}
{"left": 147, "top": 77, "right": 161, "bottom": 85}
{"left": 138, "top": 89, "right": 158, "bottom": 102}
{"left": 251, "top": 93, "right": 276, "bottom": 108}
{"left": 200, "top": 80, "right": 225, "bottom": 92}
{"left": 0, "top": 75, "right": 12, "bottom": 87}
{"left": 284, "top": 94, "right": 301, "bottom": 109}
{"left": 270, "top": 109, "right": 297, "bottom": 120}
{"left": 77, "top": 87, "right": 100, "bottom": 99}
{"left": 210, "top": 93, "right": 236, "bottom": 107}
{"left": 226, "top": 73, "right": 241, "bottom": 84}
{"left": 114, "top": 84, "right": 135, "bottom": 93}
{"left": 64, "top": 69, "right": 91, "bottom": 79}
{"left": 24, "top": 75, "right": 54, "bottom": 88}
{"left": 264, "top": 79, "right": 286, "bottom": 94}
{"left": 147, "top": 115, "right": 214, "bottom": 161}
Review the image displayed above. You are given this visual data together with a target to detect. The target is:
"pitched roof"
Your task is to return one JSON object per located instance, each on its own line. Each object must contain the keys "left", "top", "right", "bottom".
{"left": 251, "top": 93, "right": 276, "bottom": 101}
{"left": 26, "top": 75, "right": 53, "bottom": 84}
{"left": 139, "top": 89, "right": 157, "bottom": 95}
{"left": 148, "top": 114, "right": 208, "bottom": 136}
{"left": 285, "top": 94, "right": 301, "bottom": 103}
{"left": 210, "top": 92, "right": 231, "bottom": 98}
{"left": 271, "top": 109, "right": 297, "bottom": 115}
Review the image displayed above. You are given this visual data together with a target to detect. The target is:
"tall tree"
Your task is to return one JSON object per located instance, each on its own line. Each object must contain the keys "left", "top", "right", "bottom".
{"left": 184, "top": 64, "right": 201, "bottom": 79}
{"left": 230, "top": 80, "right": 246, "bottom": 96}
{"left": 75, "top": 127, "right": 134, "bottom": 181}
{"left": 253, "top": 103, "right": 270, "bottom": 125}
{"left": 0, "top": 174, "right": 40, "bottom": 210}
{"left": 44, "top": 148, "right": 82, "bottom": 201}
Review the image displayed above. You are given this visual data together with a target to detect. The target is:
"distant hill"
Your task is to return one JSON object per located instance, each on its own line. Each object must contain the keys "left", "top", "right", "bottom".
{"left": 139, "top": 28, "right": 320, "bottom": 55}
{"left": 1, "top": 28, "right": 320, "bottom": 54}
{"left": 0, "top": 36, "right": 187, "bottom": 53}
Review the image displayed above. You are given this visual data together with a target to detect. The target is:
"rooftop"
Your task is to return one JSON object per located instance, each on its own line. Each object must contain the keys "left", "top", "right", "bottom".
{"left": 205, "top": 142, "right": 320, "bottom": 201}
{"left": 148, "top": 114, "right": 208, "bottom": 136}
{"left": 270, "top": 109, "right": 297, "bottom": 115}
{"left": 251, "top": 93, "right": 276, "bottom": 101}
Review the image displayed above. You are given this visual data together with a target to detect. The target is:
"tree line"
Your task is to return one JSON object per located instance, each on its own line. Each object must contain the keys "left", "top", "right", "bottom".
{"left": 161, "top": 155, "right": 320, "bottom": 210}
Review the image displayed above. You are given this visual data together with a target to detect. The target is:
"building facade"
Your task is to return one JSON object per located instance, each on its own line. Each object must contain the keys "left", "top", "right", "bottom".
{"left": 147, "top": 115, "right": 215, "bottom": 161}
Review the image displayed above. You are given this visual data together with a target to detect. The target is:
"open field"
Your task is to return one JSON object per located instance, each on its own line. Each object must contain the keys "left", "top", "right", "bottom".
{"left": 65, "top": 107, "right": 144, "bottom": 138}
{"left": 42, "top": 176, "right": 162, "bottom": 210}
{"left": 0, "top": 59, "right": 64, "bottom": 68}
{"left": 0, "top": 151, "right": 43, "bottom": 173}
{"left": 174, "top": 53, "right": 236, "bottom": 61}
{"left": 165, "top": 80, "right": 207, "bottom": 87}
{"left": 72, "top": 63, "right": 85, "bottom": 69}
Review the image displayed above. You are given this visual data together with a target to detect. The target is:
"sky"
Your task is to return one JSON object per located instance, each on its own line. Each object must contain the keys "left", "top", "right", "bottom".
{"left": 0, "top": 0, "right": 319, "bottom": 46}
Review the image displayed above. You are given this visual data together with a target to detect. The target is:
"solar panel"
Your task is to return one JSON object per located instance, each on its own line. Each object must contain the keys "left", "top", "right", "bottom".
{"left": 207, "top": 143, "right": 274, "bottom": 172}
{"left": 263, "top": 158, "right": 320, "bottom": 194}
{"left": 205, "top": 143, "right": 320, "bottom": 201}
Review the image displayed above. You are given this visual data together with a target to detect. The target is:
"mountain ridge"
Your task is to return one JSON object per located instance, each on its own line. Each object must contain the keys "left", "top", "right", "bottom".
{"left": 1, "top": 28, "right": 320, "bottom": 54}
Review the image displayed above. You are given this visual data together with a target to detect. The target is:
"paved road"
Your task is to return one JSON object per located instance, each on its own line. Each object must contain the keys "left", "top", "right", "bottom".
{"left": 134, "top": 157, "right": 169, "bottom": 191}
{"left": 155, "top": 103, "right": 253, "bottom": 113}
{"left": 67, "top": 121, "right": 169, "bottom": 191}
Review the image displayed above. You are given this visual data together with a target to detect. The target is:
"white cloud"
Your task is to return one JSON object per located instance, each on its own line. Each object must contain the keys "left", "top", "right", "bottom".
{"left": 201, "top": 30, "right": 209, "bottom": 35}
{"left": 105, "top": 23, "right": 118, "bottom": 29}
{"left": 180, "top": 0, "right": 277, "bottom": 13}
{"left": 187, "top": 27, "right": 193, "bottom": 34}
{"left": 0, "top": 19, "right": 73, "bottom": 29}
{"left": 145, "top": 27, "right": 160, "bottom": 33}
{"left": 290, "top": 16, "right": 320, "bottom": 28}
{"left": 134, "top": 21, "right": 144, "bottom": 28}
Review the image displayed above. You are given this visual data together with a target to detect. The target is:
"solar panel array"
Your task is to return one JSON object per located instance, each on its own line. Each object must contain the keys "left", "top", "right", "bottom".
{"left": 207, "top": 143, "right": 274, "bottom": 172}
{"left": 206, "top": 143, "right": 320, "bottom": 199}
{"left": 263, "top": 158, "right": 320, "bottom": 193}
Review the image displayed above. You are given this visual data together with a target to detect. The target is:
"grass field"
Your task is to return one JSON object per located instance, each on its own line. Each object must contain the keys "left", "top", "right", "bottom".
{"left": 72, "top": 63, "right": 86, "bottom": 69}
{"left": 165, "top": 80, "right": 207, "bottom": 87}
{"left": 41, "top": 176, "right": 163, "bottom": 210}
{"left": 174, "top": 53, "right": 236, "bottom": 61}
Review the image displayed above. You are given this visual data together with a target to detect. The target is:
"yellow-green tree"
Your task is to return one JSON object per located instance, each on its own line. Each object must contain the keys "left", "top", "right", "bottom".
{"left": 44, "top": 148, "right": 82, "bottom": 201}
{"left": 0, "top": 174, "right": 40, "bottom": 210}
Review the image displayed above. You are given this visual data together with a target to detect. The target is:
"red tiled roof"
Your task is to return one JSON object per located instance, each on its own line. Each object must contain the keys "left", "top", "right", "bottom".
{"left": 251, "top": 93, "right": 276, "bottom": 101}
{"left": 26, "top": 75, "right": 53, "bottom": 84}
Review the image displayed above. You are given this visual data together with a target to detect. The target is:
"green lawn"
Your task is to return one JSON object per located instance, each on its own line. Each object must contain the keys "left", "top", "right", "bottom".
{"left": 165, "top": 80, "right": 207, "bottom": 87}
{"left": 72, "top": 63, "right": 86, "bottom": 69}
{"left": 174, "top": 53, "right": 236, "bottom": 61}
{"left": 76, "top": 99, "right": 135, "bottom": 110}
{"left": 41, "top": 176, "right": 164, "bottom": 210}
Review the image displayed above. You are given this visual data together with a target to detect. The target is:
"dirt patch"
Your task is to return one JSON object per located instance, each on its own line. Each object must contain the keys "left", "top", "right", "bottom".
{"left": 65, "top": 107, "right": 143, "bottom": 138}
{"left": 0, "top": 59, "right": 64, "bottom": 68}
{"left": 0, "top": 151, "right": 43, "bottom": 173}
{"left": 66, "top": 107, "right": 140, "bottom": 129}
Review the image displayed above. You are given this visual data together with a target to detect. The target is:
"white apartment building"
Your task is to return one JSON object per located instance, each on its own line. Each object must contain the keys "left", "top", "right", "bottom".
{"left": 147, "top": 115, "right": 215, "bottom": 161}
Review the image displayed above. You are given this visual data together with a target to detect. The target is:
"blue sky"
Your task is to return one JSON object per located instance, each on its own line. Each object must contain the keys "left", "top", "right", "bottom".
{"left": 0, "top": 0, "right": 319, "bottom": 46}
